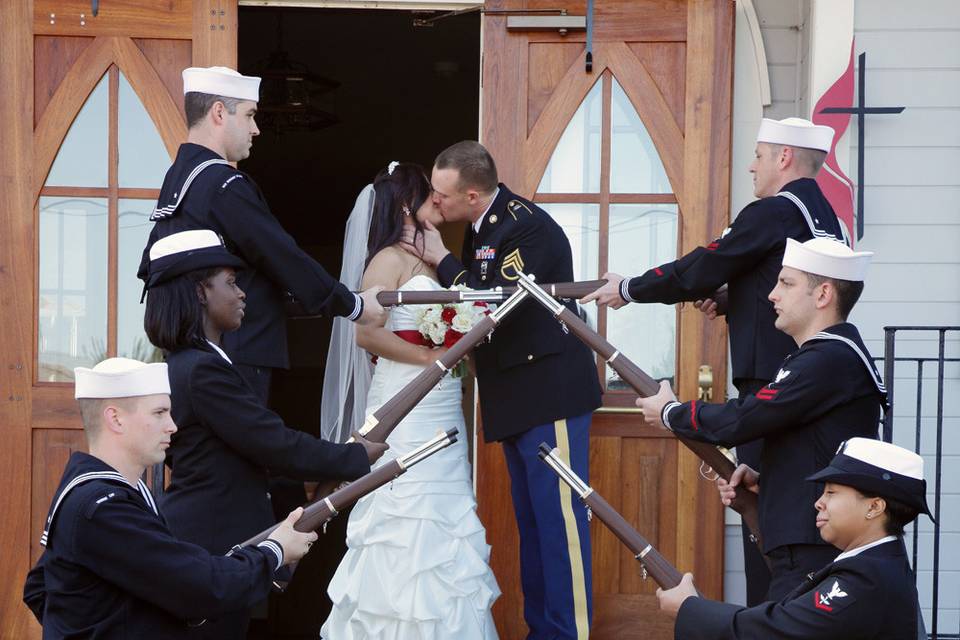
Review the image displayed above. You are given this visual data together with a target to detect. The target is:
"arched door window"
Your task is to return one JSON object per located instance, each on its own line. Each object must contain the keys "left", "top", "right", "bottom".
{"left": 537, "top": 71, "right": 678, "bottom": 407}
{"left": 38, "top": 66, "right": 170, "bottom": 382}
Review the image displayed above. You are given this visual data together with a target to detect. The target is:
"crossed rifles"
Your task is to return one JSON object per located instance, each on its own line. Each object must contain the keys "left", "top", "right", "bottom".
{"left": 241, "top": 272, "right": 755, "bottom": 592}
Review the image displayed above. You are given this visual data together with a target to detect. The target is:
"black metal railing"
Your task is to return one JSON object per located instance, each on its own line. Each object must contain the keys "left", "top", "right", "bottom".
{"left": 878, "top": 326, "right": 959, "bottom": 640}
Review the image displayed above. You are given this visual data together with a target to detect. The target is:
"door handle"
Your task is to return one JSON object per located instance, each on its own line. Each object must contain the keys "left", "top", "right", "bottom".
{"left": 698, "top": 365, "right": 713, "bottom": 402}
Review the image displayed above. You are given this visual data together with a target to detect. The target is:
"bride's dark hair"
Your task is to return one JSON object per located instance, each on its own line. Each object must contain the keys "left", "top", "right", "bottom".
{"left": 365, "top": 162, "right": 431, "bottom": 267}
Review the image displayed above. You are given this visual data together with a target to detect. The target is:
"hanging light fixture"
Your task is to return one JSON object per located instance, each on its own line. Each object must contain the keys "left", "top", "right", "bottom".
{"left": 249, "top": 12, "right": 340, "bottom": 135}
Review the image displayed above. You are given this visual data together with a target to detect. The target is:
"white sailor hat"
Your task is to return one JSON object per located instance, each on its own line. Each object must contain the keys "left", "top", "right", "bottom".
{"left": 182, "top": 66, "right": 260, "bottom": 102}
{"left": 146, "top": 229, "right": 246, "bottom": 289}
{"left": 782, "top": 237, "right": 873, "bottom": 282}
{"left": 75, "top": 358, "right": 170, "bottom": 399}
{"left": 756, "top": 117, "right": 835, "bottom": 153}
{"left": 807, "top": 437, "right": 933, "bottom": 520}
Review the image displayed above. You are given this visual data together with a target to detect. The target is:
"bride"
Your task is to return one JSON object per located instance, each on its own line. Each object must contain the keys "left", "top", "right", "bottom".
{"left": 319, "top": 161, "right": 500, "bottom": 639}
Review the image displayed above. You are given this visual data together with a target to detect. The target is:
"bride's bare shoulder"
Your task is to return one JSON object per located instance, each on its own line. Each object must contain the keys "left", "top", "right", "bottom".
{"left": 363, "top": 247, "right": 406, "bottom": 289}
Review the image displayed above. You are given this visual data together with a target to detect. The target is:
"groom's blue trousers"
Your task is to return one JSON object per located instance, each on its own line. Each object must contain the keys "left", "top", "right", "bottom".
{"left": 502, "top": 412, "right": 593, "bottom": 640}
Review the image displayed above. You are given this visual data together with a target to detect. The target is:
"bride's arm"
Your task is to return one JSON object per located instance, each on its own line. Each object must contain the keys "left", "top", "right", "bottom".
{"left": 356, "top": 249, "right": 444, "bottom": 366}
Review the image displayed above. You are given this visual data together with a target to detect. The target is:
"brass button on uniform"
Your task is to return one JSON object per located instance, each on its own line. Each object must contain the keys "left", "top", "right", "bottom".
{"left": 527, "top": 354, "right": 534, "bottom": 361}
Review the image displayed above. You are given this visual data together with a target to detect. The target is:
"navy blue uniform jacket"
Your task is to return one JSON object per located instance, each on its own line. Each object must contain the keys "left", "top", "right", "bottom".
{"left": 623, "top": 178, "right": 848, "bottom": 385}
{"left": 23, "top": 452, "right": 283, "bottom": 639}
{"left": 436, "top": 185, "right": 602, "bottom": 441}
{"left": 162, "top": 344, "right": 370, "bottom": 554}
{"left": 676, "top": 539, "right": 921, "bottom": 639}
{"left": 664, "top": 323, "right": 886, "bottom": 553}
{"left": 138, "top": 143, "right": 360, "bottom": 369}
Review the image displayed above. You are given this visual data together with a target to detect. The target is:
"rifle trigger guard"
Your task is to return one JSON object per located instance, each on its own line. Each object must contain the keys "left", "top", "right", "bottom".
{"left": 699, "top": 462, "right": 719, "bottom": 482}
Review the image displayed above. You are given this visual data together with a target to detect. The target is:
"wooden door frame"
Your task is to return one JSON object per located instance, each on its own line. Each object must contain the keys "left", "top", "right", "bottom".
{"left": 0, "top": 1, "right": 239, "bottom": 634}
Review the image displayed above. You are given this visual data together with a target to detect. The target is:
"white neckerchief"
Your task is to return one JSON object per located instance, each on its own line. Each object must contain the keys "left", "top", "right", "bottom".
{"left": 472, "top": 187, "right": 501, "bottom": 233}
{"left": 834, "top": 535, "right": 897, "bottom": 562}
{"left": 206, "top": 339, "right": 233, "bottom": 364}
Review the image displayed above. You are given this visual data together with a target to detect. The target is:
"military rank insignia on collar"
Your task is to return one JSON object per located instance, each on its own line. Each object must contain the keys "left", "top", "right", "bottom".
{"left": 813, "top": 580, "right": 850, "bottom": 613}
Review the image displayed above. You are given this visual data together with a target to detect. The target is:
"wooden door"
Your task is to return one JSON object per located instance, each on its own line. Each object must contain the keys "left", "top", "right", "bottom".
{"left": 476, "top": 1, "right": 734, "bottom": 638}
{"left": 0, "top": 1, "right": 237, "bottom": 635}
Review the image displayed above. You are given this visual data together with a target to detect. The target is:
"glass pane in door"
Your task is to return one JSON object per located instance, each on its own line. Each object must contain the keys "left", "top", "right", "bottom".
{"left": 605, "top": 203, "right": 678, "bottom": 387}
{"left": 46, "top": 74, "right": 109, "bottom": 188}
{"left": 38, "top": 197, "right": 108, "bottom": 381}
{"left": 117, "top": 200, "right": 162, "bottom": 362}
{"left": 118, "top": 73, "right": 171, "bottom": 188}
{"left": 540, "top": 203, "right": 600, "bottom": 331}
{"left": 610, "top": 78, "right": 672, "bottom": 194}
{"left": 537, "top": 79, "right": 603, "bottom": 194}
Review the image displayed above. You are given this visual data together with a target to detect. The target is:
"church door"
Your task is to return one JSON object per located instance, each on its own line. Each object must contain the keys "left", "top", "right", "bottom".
{"left": 476, "top": 1, "right": 734, "bottom": 637}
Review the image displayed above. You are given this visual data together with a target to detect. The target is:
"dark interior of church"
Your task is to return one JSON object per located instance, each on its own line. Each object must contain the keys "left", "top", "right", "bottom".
{"left": 236, "top": 8, "right": 479, "bottom": 636}
{"left": 237, "top": 6, "right": 479, "bottom": 431}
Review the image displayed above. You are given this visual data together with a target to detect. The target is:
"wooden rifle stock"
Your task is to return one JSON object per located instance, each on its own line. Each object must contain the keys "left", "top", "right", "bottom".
{"left": 516, "top": 273, "right": 764, "bottom": 552}
{"left": 238, "top": 429, "right": 458, "bottom": 549}
{"left": 374, "top": 279, "right": 607, "bottom": 307}
{"left": 538, "top": 444, "right": 683, "bottom": 589}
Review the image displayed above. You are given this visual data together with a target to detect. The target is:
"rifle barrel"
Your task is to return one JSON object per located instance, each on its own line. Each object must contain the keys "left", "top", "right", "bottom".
{"left": 538, "top": 444, "right": 683, "bottom": 589}
{"left": 238, "top": 429, "right": 458, "bottom": 548}
{"left": 374, "top": 279, "right": 607, "bottom": 307}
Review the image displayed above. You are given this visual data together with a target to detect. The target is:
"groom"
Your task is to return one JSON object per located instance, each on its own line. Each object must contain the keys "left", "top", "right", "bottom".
{"left": 403, "top": 141, "right": 601, "bottom": 639}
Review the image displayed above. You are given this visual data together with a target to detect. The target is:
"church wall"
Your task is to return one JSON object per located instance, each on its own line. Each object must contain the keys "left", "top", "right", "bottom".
{"left": 850, "top": 1, "right": 960, "bottom": 630}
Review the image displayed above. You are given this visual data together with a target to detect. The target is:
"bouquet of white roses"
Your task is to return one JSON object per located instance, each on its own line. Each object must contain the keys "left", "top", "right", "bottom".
{"left": 412, "top": 286, "right": 491, "bottom": 377}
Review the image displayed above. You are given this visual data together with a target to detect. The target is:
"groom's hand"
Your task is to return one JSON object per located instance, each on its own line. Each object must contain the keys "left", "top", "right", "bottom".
{"left": 401, "top": 220, "right": 450, "bottom": 267}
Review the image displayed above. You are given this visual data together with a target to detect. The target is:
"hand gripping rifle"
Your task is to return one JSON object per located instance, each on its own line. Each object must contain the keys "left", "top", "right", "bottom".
{"left": 516, "top": 272, "right": 763, "bottom": 552}
{"left": 237, "top": 429, "right": 459, "bottom": 549}
{"left": 375, "top": 279, "right": 607, "bottom": 307}
{"left": 539, "top": 443, "right": 684, "bottom": 589}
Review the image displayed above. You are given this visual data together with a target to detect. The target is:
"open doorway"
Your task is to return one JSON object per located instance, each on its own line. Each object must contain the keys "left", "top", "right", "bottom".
{"left": 237, "top": 6, "right": 480, "bottom": 637}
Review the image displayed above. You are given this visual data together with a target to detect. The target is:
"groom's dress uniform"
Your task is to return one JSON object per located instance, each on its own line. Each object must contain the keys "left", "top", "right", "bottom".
{"left": 437, "top": 184, "right": 602, "bottom": 639}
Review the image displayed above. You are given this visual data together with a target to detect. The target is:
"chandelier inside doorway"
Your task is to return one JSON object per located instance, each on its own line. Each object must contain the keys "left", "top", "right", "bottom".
{"left": 248, "top": 12, "right": 340, "bottom": 135}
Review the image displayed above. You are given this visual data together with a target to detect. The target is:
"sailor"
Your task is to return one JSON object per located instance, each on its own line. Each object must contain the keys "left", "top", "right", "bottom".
{"left": 637, "top": 237, "right": 886, "bottom": 599}
{"left": 658, "top": 437, "right": 930, "bottom": 640}
{"left": 140, "top": 229, "right": 387, "bottom": 637}
{"left": 137, "top": 65, "right": 386, "bottom": 401}
{"left": 22, "top": 358, "right": 318, "bottom": 638}
{"left": 584, "top": 117, "right": 848, "bottom": 604}
{"left": 401, "top": 141, "right": 602, "bottom": 639}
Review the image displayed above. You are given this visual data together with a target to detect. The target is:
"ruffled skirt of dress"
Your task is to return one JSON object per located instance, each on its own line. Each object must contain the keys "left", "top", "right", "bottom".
{"left": 321, "top": 357, "right": 500, "bottom": 640}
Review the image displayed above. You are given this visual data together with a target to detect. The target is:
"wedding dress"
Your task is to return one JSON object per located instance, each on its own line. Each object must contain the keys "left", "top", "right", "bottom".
{"left": 321, "top": 274, "right": 500, "bottom": 640}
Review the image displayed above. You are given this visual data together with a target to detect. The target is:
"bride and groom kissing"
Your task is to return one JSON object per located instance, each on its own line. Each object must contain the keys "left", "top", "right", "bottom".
{"left": 320, "top": 141, "right": 601, "bottom": 639}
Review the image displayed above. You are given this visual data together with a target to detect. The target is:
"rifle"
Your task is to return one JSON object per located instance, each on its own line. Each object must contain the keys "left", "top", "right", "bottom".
{"left": 301, "top": 285, "right": 527, "bottom": 515}
{"left": 237, "top": 428, "right": 459, "bottom": 549}
{"left": 375, "top": 279, "right": 607, "bottom": 307}
{"left": 539, "top": 443, "right": 684, "bottom": 589}
{"left": 353, "top": 285, "right": 527, "bottom": 442}
{"left": 516, "top": 272, "right": 763, "bottom": 552}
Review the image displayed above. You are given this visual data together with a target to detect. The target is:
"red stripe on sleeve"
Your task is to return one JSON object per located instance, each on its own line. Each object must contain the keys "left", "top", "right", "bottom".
{"left": 690, "top": 399, "right": 698, "bottom": 430}
{"left": 654, "top": 267, "right": 664, "bottom": 276}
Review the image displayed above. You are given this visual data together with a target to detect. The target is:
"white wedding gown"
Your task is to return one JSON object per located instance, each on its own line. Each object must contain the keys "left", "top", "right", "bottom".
{"left": 322, "top": 275, "right": 500, "bottom": 640}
